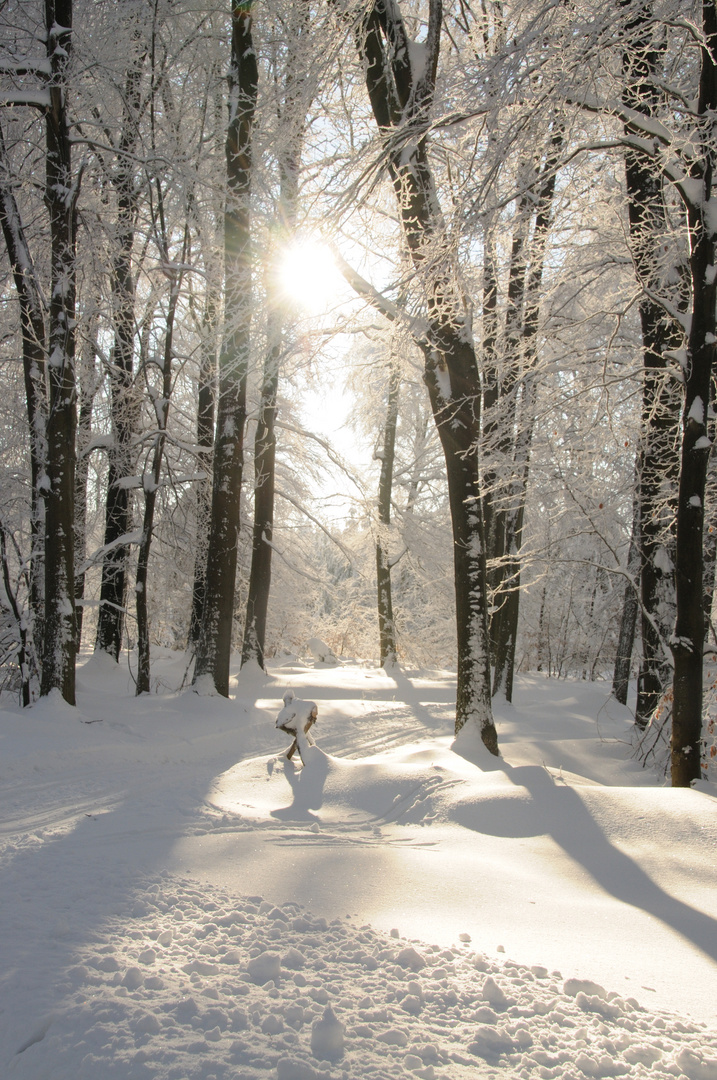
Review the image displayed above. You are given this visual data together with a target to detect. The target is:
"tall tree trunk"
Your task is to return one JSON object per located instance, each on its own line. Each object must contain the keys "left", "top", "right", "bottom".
{"left": 188, "top": 290, "right": 218, "bottom": 647}
{"left": 240, "top": 301, "right": 280, "bottom": 670}
{"left": 74, "top": 311, "right": 99, "bottom": 646}
{"left": 375, "top": 357, "right": 400, "bottom": 667}
{"left": 41, "top": 0, "right": 78, "bottom": 704}
{"left": 612, "top": 483, "right": 640, "bottom": 706}
{"left": 241, "top": 9, "right": 308, "bottom": 670}
{"left": 490, "top": 128, "right": 562, "bottom": 700}
{"left": 194, "top": 0, "right": 258, "bottom": 696}
{"left": 0, "top": 123, "right": 48, "bottom": 681}
{"left": 490, "top": 373, "right": 536, "bottom": 700}
{"left": 357, "top": 0, "right": 497, "bottom": 751}
{"left": 670, "top": 0, "right": 717, "bottom": 786}
{"left": 96, "top": 51, "right": 145, "bottom": 660}
{"left": 703, "top": 439, "right": 717, "bottom": 643}
{"left": 622, "top": 2, "right": 683, "bottom": 729}
{"left": 135, "top": 246, "right": 185, "bottom": 694}
{"left": 482, "top": 188, "right": 531, "bottom": 628}
{"left": 0, "top": 521, "right": 32, "bottom": 705}
{"left": 189, "top": 85, "right": 223, "bottom": 648}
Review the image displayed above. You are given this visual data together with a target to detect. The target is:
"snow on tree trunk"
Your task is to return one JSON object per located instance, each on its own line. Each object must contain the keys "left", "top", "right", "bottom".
{"left": 612, "top": 483, "right": 640, "bottom": 707}
{"left": 241, "top": 9, "right": 308, "bottom": 671}
{"left": 670, "top": 0, "right": 717, "bottom": 786}
{"left": 0, "top": 122, "right": 48, "bottom": 680}
{"left": 74, "top": 311, "right": 99, "bottom": 646}
{"left": 194, "top": 0, "right": 258, "bottom": 697}
{"left": 41, "top": 0, "right": 77, "bottom": 705}
{"left": 621, "top": 6, "right": 683, "bottom": 730}
{"left": 357, "top": 0, "right": 497, "bottom": 751}
{"left": 96, "top": 48, "right": 145, "bottom": 661}
{"left": 375, "top": 357, "right": 400, "bottom": 668}
{"left": 488, "top": 128, "right": 561, "bottom": 702}
{"left": 188, "top": 284, "right": 218, "bottom": 648}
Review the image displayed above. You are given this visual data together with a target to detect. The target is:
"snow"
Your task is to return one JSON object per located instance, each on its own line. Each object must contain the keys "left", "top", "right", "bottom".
{"left": 0, "top": 89, "right": 51, "bottom": 108}
{"left": 1, "top": 654, "right": 716, "bottom": 1080}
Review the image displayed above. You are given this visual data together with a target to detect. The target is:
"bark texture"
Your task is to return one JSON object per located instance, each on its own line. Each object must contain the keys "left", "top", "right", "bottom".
{"left": 96, "top": 48, "right": 145, "bottom": 660}
{"left": 41, "top": 0, "right": 78, "bottom": 704}
{"left": 241, "top": 9, "right": 308, "bottom": 670}
{"left": 0, "top": 123, "right": 48, "bottom": 678}
{"left": 622, "top": 3, "right": 682, "bottom": 729}
{"left": 358, "top": 0, "right": 497, "bottom": 750}
{"left": 670, "top": 0, "right": 717, "bottom": 786}
{"left": 375, "top": 358, "right": 400, "bottom": 667}
{"left": 194, "top": 0, "right": 258, "bottom": 696}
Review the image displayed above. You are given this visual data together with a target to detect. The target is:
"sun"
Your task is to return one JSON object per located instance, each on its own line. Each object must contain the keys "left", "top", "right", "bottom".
{"left": 277, "top": 238, "right": 339, "bottom": 312}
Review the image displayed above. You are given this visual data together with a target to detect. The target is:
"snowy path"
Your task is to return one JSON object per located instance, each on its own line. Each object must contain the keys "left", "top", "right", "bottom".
{"left": 0, "top": 653, "right": 716, "bottom": 1080}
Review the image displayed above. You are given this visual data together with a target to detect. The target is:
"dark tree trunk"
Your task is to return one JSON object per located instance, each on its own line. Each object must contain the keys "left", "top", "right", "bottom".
{"left": 241, "top": 12, "right": 308, "bottom": 671}
{"left": 489, "top": 129, "right": 561, "bottom": 700}
{"left": 74, "top": 310, "right": 100, "bottom": 646}
{"left": 194, "top": 0, "right": 258, "bottom": 696}
{"left": 670, "top": 0, "right": 717, "bottom": 786}
{"left": 41, "top": 0, "right": 77, "bottom": 704}
{"left": 375, "top": 358, "right": 400, "bottom": 667}
{"left": 703, "top": 446, "right": 717, "bottom": 644}
{"left": 490, "top": 374, "right": 537, "bottom": 700}
{"left": 189, "top": 87, "right": 223, "bottom": 649}
{"left": 96, "top": 52, "right": 145, "bottom": 660}
{"left": 188, "top": 287, "right": 218, "bottom": 648}
{"left": 240, "top": 305, "right": 280, "bottom": 671}
{"left": 350, "top": 0, "right": 498, "bottom": 747}
{"left": 135, "top": 253, "right": 183, "bottom": 694}
{"left": 358, "top": 0, "right": 496, "bottom": 750}
{"left": 622, "top": 3, "right": 683, "bottom": 729}
{"left": 0, "top": 522, "right": 32, "bottom": 705}
{"left": 0, "top": 123, "right": 48, "bottom": 680}
{"left": 612, "top": 484, "right": 640, "bottom": 706}
{"left": 482, "top": 190, "right": 531, "bottom": 627}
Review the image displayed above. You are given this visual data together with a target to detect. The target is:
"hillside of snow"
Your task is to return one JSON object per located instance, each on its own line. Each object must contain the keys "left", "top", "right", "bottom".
{"left": 0, "top": 652, "right": 716, "bottom": 1080}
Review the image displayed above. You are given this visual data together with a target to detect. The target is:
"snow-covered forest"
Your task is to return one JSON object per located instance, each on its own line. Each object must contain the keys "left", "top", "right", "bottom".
{"left": 1, "top": 4, "right": 717, "bottom": 1075}
{"left": 1, "top": 0, "right": 717, "bottom": 781}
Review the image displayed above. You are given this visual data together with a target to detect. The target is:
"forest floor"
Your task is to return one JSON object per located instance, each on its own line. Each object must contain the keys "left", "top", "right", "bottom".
{"left": 0, "top": 652, "right": 716, "bottom": 1080}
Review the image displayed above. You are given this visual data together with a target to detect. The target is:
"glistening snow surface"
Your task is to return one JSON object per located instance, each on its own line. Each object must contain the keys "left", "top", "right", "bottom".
{"left": 1, "top": 651, "right": 716, "bottom": 1080}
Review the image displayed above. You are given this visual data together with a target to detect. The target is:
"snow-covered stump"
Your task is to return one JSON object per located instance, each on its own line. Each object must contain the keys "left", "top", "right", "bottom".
{"left": 275, "top": 690, "right": 318, "bottom": 765}
{"left": 307, "top": 637, "right": 339, "bottom": 666}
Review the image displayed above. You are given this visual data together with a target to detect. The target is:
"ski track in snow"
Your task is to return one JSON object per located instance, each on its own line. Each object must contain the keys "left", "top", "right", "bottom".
{"left": 0, "top": 654, "right": 716, "bottom": 1079}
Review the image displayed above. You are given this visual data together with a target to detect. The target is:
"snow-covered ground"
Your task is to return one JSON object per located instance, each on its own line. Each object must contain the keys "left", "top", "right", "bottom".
{"left": 1, "top": 652, "right": 716, "bottom": 1080}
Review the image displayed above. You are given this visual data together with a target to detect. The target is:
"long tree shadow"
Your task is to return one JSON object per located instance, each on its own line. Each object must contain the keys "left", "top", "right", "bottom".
{"left": 452, "top": 760, "right": 717, "bottom": 964}
{"left": 387, "top": 666, "right": 452, "bottom": 730}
